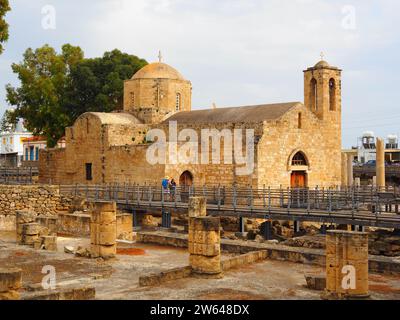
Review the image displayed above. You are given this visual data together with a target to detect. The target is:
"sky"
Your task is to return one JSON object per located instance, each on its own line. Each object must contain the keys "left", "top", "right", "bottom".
{"left": 0, "top": 0, "right": 399, "bottom": 148}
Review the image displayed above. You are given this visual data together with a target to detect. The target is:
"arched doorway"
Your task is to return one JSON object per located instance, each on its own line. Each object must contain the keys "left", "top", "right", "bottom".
{"left": 179, "top": 170, "right": 193, "bottom": 202}
{"left": 179, "top": 170, "right": 193, "bottom": 186}
{"left": 290, "top": 151, "right": 308, "bottom": 188}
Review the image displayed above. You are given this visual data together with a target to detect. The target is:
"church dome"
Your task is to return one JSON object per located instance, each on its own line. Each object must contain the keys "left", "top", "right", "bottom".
{"left": 132, "top": 62, "right": 186, "bottom": 80}
{"left": 314, "top": 60, "right": 330, "bottom": 68}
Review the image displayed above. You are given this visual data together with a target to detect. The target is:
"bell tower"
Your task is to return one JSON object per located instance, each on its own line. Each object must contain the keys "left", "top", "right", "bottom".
{"left": 304, "top": 56, "right": 342, "bottom": 121}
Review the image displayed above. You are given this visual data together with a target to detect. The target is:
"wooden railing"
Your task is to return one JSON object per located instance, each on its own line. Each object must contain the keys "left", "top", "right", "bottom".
{"left": 0, "top": 167, "right": 38, "bottom": 184}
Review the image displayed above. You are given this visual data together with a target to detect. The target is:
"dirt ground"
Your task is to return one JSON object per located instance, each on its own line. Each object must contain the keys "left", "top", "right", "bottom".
{"left": 1, "top": 231, "right": 400, "bottom": 300}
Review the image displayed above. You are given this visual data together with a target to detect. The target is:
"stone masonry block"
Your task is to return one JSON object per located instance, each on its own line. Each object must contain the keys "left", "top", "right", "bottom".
{"left": 93, "top": 202, "right": 116, "bottom": 215}
{"left": 99, "top": 244, "right": 116, "bottom": 259}
{"left": 99, "top": 223, "right": 116, "bottom": 234}
{"left": 41, "top": 236, "right": 57, "bottom": 251}
{"left": 188, "top": 197, "right": 207, "bottom": 218}
{"left": 0, "top": 268, "right": 22, "bottom": 292}
{"left": 90, "top": 244, "right": 100, "bottom": 258}
{"left": 98, "top": 232, "right": 116, "bottom": 246}
{"left": 325, "top": 230, "right": 369, "bottom": 298}
{"left": 16, "top": 211, "right": 36, "bottom": 225}
{"left": 98, "top": 211, "right": 117, "bottom": 225}
{"left": 190, "top": 217, "right": 220, "bottom": 232}
{"left": 23, "top": 234, "right": 39, "bottom": 245}
{"left": 22, "top": 223, "right": 41, "bottom": 236}
{"left": 0, "top": 290, "right": 20, "bottom": 300}
{"left": 190, "top": 254, "right": 221, "bottom": 275}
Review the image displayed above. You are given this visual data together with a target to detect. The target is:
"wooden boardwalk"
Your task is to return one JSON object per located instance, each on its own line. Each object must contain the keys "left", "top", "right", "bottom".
{"left": 60, "top": 184, "right": 400, "bottom": 229}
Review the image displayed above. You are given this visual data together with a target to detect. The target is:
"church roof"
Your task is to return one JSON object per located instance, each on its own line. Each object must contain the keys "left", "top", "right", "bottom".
{"left": 305, "top": 59, "right": 341, "bottom": 71}
{"left": 132, "top": 62, "right": 186, "bottom": 81}
{"left": 314, "top": 60, "right": 330, "bottom": 68}
{"left": 84, "top": 112, "right": 143, "bottom": 125}
{"left": 164, "top": 102, "right": 302, "bottom": 124}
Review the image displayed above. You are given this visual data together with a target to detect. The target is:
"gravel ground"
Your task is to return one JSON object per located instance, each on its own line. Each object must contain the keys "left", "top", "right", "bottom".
{"left": 1, "top": 231, "right": 400, "bottom": 300}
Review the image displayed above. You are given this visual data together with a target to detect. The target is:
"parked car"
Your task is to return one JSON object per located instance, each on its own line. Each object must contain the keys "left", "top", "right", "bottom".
{"left": 363, "top": 160, "right": 389, "bottom": 167}
{"left": 364, "top": 160, "right": 376, "bottom": 166}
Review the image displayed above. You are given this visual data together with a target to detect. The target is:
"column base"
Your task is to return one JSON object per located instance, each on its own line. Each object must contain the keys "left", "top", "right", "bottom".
{"left": 191, "top": 272, "right": 224, "bottom": 279}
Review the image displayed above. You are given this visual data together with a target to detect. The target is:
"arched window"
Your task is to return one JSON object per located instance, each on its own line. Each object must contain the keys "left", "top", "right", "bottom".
{"left": 297, "top": 112, "right": 302, "bottom": 129}
{"left": 176, "top": 93, "right": 181, "bottom": 111}
{"left": 310, "top": 78, "right": 317, "bottom": 111}
{"left": 329, "top": 78, "right": 336, "bottom": 111}
{"left": 291, "top": 152, "right": 307, "bottom": 166}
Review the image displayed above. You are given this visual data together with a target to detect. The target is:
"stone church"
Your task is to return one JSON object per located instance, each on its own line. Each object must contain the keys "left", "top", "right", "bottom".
{"left": 39, "top": 57, "right": 342, "bottom": 188}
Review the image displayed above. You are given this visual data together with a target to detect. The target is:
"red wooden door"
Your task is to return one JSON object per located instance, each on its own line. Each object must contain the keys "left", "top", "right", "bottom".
{"left": 291, "top": 171, "right": 306, "bottom": 188}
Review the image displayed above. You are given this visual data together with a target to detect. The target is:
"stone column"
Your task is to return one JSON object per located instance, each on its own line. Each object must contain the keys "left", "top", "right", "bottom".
{"left": 22, "top": 223, "right": 41, "bottom": 246}
{"left": 347, "top": 155, "right": 354, "bottom": 187}
{"left": 341, "top": 153, "right": 348, "bottom": 187}
{"left": 372, "top": 176, "right": 377, "bottom": 187}
{"left": 324, "top": 230, "right": 369, "bottom": 299}
{"left": 16, "top": 211, "right": 36, "bottom": 245}
{"left": 188, "top": 197, "right": 207, "bottom": 218}
{"left": 376, "top": 137, "right": 385, "bottom": 189}
{"left": 188, "top": 197, "right": 222, "bottom": 278}
{"left": 90, "top": 201, "right": 117, "bottom": 259}
{"left": 0, "top": 268, "right": 22, "bottom": 300}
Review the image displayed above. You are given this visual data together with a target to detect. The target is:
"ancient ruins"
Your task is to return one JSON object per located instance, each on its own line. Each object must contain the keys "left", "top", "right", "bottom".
{"left": 0, "top": 182, "right": 399, "bottom": 300}
{"left": 0, "top": 59, "right": 399, "bottom": 301}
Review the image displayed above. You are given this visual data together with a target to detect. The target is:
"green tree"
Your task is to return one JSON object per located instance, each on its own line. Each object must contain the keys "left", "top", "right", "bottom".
{"left": 0, "top": 0, "right": 11, "bottom": 54}
{"left": 65, "top": 49, "right": 147, "bottom": 119}
{"left": 6, "top": 44, "right": 85, "bottom": 147}
{"left": 6, "top": 45, "right": 147, "bottom": 147}
{"left": 0, "top": 109, "right": 15, "bottom": 132}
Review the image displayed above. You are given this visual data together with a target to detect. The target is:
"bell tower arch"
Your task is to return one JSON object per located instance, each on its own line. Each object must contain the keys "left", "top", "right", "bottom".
{"left": 303, "top": 57, "right": 342, "bottom": 121}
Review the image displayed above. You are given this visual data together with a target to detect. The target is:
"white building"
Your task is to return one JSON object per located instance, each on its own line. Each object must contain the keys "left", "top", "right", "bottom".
{"left": 357, "top": 131, "right": 376, "bottom": 164}
{"left": 357, "top": 131, "right": 400, "bottom": 164}
{"left": 22, "top": 136, "right": 65, "bottom": 166}
{"left": 0, "top": 119, "right": 32, "bottom": 166}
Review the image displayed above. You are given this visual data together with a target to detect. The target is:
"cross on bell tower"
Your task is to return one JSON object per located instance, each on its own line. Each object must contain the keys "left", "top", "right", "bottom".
{"left": 158, "top": 50, "right": 162, "bottom": 63}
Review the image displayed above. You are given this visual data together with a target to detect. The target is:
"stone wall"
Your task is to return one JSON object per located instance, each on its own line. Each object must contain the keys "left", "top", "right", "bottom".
{"left": 39, "top": 113, "right": 165, "bottom": 185}
{"left": 257, "top": 104, "right": 341, "bottom": 188}
{"left": 124, "top": 76, "right": 192, "bottom": 124}
{"left": 57, "top": 212, "right": 132, "bottom": 239}
{"left": 0, "top": 185, "right": 70, "bottom": 231}
{"left": 39, "top": 148, "right": 69, "bottom": 184}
